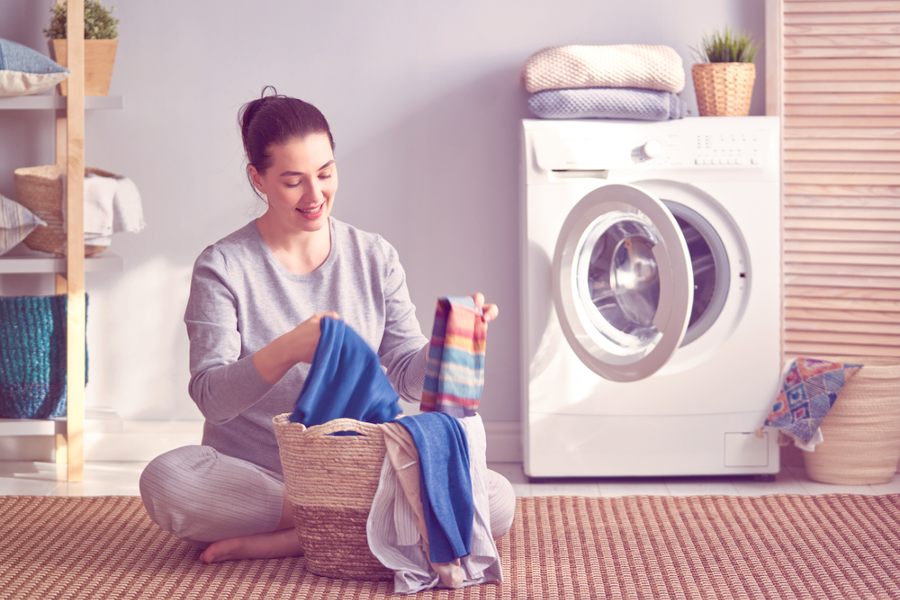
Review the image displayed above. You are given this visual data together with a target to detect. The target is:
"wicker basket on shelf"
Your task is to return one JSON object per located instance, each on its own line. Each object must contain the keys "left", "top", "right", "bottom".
{"left": 272, "top": 414, "right": 393, "bottom": 581}
{"left": 803, "top": 363, "right": 900, "bottom": 485}
{"left": 691, "top": 63, "right": 755, "bottom": 116}
{"left": 13, "top": 165, "right": 107, "bottom": 257}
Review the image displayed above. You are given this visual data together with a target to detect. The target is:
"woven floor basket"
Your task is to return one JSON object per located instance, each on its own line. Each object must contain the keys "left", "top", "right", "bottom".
{"left": 13, "top": 165, "right": 108, "bottom": 257}
{"left": 691, "top": 63, "right": 755, "bottom": 116}
{"left": 272, "top": 414, "right": 393, "bottom": 581}
{"left": 803, "top": 363, "right": 900, "bottom": 485}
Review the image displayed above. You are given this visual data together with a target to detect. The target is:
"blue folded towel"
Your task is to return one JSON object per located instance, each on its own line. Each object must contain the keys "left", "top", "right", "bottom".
{"left": 288, "top": 317, "right": 401, "bottom": 426}
{"left": 398, "top": 412, "right": 473, "bottom": 564}
{"left": 528, "top": 87, "right": 686, "bottom": 121}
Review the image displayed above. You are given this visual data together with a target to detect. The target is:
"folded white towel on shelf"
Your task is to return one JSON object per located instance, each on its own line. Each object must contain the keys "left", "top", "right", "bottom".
{"left": 111, "top": 176, "right": 144, "bottom": 234}
{"left": 523, "top": 44, "right": 686, "bottom": 94}
{"left": 80, "top": 169, "right": 145, "bottom": 246}
{"left": 84, "top": 173, "right": 117, "bottom": 243}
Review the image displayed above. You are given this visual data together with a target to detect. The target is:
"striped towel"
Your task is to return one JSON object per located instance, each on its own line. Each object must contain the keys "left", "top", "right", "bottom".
{"left": 421, "top": 296, "right": 486, "bottom": 417}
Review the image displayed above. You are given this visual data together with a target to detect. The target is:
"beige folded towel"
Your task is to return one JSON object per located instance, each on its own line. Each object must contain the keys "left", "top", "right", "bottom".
{"left": 523, "top": 44, "right": 685, "bottom": 94}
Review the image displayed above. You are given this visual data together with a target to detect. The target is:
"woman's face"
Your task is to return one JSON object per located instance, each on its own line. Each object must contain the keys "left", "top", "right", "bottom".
{"left": 250, "top": 132, "right": 338, "bottom": 233}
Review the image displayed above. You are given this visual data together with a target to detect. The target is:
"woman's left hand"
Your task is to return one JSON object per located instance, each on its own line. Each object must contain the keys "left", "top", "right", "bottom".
{"left": 473, "top": 292, "right": 499, "bottom": 323}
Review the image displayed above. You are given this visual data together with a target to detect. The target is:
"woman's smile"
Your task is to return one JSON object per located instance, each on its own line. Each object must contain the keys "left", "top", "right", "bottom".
{"left": 296, "top": 201, "right": 325, "bottom": 219}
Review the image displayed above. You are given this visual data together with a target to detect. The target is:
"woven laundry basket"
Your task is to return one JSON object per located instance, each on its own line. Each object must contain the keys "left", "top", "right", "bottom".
{"left": 691, "top": 62, "right": 755, "bottom": 116}
{"left": 13, "top": 165, "right": 109, "bottom": 256}
{"left": 803, "top": 364, "right": 900, "bottom": 485}
{"left": 272, "top": 414, "right": 393, "bottom": 581}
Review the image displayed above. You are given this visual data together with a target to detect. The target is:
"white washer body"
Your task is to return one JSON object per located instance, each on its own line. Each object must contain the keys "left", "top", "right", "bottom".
{"left": 521, "top": 117, "right": 781, "bottom": 477}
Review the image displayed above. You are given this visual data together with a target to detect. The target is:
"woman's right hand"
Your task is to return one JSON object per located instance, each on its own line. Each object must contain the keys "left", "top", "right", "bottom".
{"left": 286, "top": 311, "right": 341, "bottom": 364}
{"left": 253, "top": 311, "right": 340, "bottom": 384}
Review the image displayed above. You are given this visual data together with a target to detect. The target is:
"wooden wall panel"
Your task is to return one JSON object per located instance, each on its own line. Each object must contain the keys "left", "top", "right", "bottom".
{"left": 779, "top": 0, "right": 900, "bottom": 364}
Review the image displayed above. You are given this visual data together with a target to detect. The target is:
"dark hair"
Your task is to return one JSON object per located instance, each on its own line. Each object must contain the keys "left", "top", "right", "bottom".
{"left": 238, "top": 86, "right": 335, "bottom": 188}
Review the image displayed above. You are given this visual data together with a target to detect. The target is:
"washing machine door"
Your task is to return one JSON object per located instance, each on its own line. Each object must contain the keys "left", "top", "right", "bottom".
{"left": 553, "top": 183, "right": 694, "bottom": 382}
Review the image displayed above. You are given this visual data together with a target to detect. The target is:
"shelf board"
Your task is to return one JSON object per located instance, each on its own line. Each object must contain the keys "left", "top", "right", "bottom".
{"left": 0, "top": 418, "right": 65, "bottom": 436}
{"left": 0, "top": 247, "right": 122, "bottom": 274}
{"left": 0, "top": 95, "right": 122, "bottom": 110}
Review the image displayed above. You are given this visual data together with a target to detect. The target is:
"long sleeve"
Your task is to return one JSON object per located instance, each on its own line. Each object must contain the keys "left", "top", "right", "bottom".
{"left": 182, "top": 218, "right": 427, "bottom": 475}
{"left": 377, "top": 238, "right": 429, "bottom": 403}
{"left": 184, "top": 246, "right": 273, "bottom": 424}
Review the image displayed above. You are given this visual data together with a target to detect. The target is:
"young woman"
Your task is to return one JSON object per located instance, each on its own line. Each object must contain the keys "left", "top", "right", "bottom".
{"left": 139, "top": 89, "right": 516, "bottom": 564}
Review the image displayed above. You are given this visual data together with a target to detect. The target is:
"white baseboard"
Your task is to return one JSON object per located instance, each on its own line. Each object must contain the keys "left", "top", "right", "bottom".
{"left": 1, "top": 419, "right": 524, "bottom": 464}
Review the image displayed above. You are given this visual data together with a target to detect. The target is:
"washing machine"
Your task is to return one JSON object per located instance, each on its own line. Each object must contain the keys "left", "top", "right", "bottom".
{"left": 521, "top": 117, "right": 781, "bottom": 477}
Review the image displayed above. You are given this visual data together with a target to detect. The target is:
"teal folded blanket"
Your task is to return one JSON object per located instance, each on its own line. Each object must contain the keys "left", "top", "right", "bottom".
{"left": 0, "top": 295, "right": 88, "bottom": 419}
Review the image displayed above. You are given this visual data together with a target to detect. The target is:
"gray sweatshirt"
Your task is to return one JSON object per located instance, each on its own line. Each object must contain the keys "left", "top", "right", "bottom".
{"left": 184, "top": 218, "right": 429, "bottom": 474}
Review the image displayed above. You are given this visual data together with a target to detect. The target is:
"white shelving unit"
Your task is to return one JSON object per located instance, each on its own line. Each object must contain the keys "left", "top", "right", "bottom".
{"left": 0, "top": 1, "right": 121, "bottom": 481}
{"left": 0, "top": 246, "right": 122, "bottom": 274}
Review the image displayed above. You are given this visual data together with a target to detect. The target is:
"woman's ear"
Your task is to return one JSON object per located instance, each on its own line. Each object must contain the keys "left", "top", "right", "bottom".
{"left": 248, "top": 164, "right": 265, "bottom": 195}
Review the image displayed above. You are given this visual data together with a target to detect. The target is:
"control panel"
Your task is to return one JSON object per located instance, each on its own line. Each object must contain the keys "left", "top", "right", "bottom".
{"left": 524, "top": 118, "right": 777, "bottom": 175}
{"left": 692, "top": 131, "right": 765, "bottom": 166}
{"left": 638, "top": 130, "right": 770, "bottom": 168}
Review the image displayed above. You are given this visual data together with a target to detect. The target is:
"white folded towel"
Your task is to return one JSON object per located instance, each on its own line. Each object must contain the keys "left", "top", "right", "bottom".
{"left": 111, "top": 176, "right": 145, "bottom": 234}
{"left": 84, "top": 173, "right": 117, "bottom": 242}
{"left": 523, "top": 44, "right": 686, "bottom": 94}
{"left": 80, "top": 169, "right": 145, "bottom": 246}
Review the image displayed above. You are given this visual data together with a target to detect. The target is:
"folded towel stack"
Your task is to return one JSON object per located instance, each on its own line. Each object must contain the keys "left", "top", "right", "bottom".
{"left": 522, "top": 44, "right": 687, "bottom": 121}
{"left": 82, "top": 168, "right": 145, "bottom": 246}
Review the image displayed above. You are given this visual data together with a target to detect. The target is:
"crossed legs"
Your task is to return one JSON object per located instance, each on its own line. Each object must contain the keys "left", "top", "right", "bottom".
{"left": 140, "top": 444, "right": 516, "bottom": 564}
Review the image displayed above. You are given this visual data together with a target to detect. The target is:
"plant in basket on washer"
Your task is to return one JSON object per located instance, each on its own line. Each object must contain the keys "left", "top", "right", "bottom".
{"left": 44, "top": 0, "right": 119, "bottom": 96}
{"left": 691, "top": 28, "right": 758, "bottom": 116}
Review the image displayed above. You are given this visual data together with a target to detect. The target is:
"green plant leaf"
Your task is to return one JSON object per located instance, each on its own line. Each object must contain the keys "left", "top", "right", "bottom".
{"left": 694, "top": 27, "right": 757, "bottom": 63}
{"left": 44, "top": 0, "right": 119, "bottom": 40}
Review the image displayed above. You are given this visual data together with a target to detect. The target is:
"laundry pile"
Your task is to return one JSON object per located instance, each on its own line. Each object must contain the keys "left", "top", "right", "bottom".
{"left": 288, "top": 303, "right": 499, "bottom": 594}
{"left": 522, "top": 44, "right": 687, "bottom": 120}
{"left": 762, "top": 357, "right": 862, "bottom": 451}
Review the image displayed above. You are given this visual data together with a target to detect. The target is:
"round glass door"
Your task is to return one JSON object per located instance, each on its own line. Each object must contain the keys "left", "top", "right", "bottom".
{"left": 665, "top": 201, "right": 730, "bottom": 346}
{"left": 553, "top": 184, "right": 694, "bottom": 382}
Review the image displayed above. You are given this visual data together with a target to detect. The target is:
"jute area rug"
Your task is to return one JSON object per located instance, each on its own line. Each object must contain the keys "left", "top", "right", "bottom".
{"left": 0, "top": 494, "right": 897, "bottom": 599}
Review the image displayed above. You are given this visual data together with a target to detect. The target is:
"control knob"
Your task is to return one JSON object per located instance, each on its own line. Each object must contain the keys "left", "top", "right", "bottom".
{"left": 641, "top": 140, "right": 663, "bottom": 160}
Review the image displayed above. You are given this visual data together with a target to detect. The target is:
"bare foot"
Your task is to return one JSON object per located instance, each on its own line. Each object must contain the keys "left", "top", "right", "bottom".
{"left": 199, "top": 528, "right": 303, "bottom": 564}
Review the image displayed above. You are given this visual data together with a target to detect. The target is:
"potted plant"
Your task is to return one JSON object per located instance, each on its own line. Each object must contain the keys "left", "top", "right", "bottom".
{"left": 691, "top": 28, "right": 757, "bottom": 116}
{"left": 44, "top": 0, "right": 119, "bottom": 96}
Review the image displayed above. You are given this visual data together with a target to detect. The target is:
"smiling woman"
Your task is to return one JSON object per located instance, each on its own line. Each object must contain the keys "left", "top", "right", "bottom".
{"left": 240, "top": 90, "right": 339, "bottom": 274}
{"left": 136, "top": 87, "right": 513, "bottom": 565}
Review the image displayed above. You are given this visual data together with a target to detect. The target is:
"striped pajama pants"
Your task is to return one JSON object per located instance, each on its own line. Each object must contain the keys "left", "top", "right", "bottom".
{"left": 139, "top": 445, "right": 517, "bottom": 544}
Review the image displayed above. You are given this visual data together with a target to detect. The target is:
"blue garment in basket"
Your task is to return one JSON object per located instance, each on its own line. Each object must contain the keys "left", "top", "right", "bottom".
{"left": 397, "top": 412, "right": 474, "bottom": 563}
{"left": 288, "top": 317, "right": 401, "bottom": 426}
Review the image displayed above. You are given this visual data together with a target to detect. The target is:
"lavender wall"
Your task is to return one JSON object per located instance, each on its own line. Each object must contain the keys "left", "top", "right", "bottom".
{"left": 0, "top": 0, "right": 766, "bottom": 424}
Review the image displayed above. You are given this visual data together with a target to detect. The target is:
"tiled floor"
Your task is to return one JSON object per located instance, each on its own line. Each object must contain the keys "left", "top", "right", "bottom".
{"left": 1, "top": 460, "right": 898, "bottom": 497}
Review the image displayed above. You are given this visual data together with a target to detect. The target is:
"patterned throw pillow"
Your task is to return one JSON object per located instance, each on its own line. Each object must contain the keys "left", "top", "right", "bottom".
{"left": 0, "top": 192, "right": 46, "bottom": 254}
{"left": 764, "top": 357, "right": 862, "bottom": 450}
{"left": 0, "top": 38, "right": 68, "bottom": 97}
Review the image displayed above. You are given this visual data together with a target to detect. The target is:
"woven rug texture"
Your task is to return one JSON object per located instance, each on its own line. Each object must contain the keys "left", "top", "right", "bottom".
{"left": 0, "top": 494, "right": 897, "bottom": 599}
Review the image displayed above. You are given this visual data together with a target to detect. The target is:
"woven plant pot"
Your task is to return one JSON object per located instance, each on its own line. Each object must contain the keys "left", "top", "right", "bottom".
{"left": 272, "top": 414, "right": 393, "bottom": 581}
{"left": 0, "top": 295, "right": 88, "bottom": 419}
{"left": 803, "top": 364, "right": 900, "bottom": 485}
{"left": 50, "top": 39, "right": 118, "bottom": 96}
{"left": 692, "top": 62, "right": 755, "bottom": 116}
{"left": 13, "top": 165, "right": 107, "bottom": 257}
